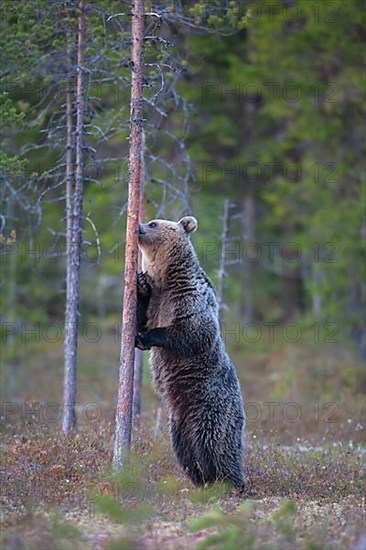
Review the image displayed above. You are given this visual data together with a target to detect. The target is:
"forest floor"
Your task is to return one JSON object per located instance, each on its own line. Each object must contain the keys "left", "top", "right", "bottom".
{"left": 1, "top": 421, "right": 365, "bottom": 550}
{"left": 1, "top": 339, "right": 365, "bottom": 549}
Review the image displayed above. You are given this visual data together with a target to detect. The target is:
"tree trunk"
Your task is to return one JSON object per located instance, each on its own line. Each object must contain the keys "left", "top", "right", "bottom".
{"left": 241, "top": 194, "right": 255, "bottom": 324}
{"left": 133, "top": 130, "right": 146, "bottom": 423}
{"left": 312, "top": 263, "right": 322, "bottom": 317}
{"left": 6, "top": 206, "right": 17, "bottom": 397}
{"left": 217, "top": 199, "right": 230, "bottom": 325}
{"left": 282, "top": 266, "right": 305, "bottom": 318}
{"left": 62, "top": 0, "right": 85, "bottom": 434}
{"left": 113, "top": 0, "right": 145, "bottom": 470}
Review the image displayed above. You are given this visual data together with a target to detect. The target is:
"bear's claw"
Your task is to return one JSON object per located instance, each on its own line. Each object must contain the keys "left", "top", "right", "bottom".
{"left": 137, "top": 271, "right": 152, "bottom": 297}
{"left": 135, "top": 333, "right": 151, "bottom": 350}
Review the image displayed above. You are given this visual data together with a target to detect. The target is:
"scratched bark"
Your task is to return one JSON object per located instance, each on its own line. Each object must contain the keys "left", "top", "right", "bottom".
{"left": 113, "top": 0, "right": 145, "bottom": 469}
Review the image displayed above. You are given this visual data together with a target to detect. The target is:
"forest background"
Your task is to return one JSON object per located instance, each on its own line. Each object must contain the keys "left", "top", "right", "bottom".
{"left": 0, "top": 1, "right": 365, "bottom": 548}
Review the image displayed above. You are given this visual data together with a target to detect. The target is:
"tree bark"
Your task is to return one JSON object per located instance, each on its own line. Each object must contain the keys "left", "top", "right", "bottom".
{"left": 217, "top": 199, "right": 230, "bottom": 325}
{"left": 133, "top": 130, "right": 146, "bottom": 422}
{"left": 113, "top": 0, "right": 145, "bottom": 470}
{"left": 241, "top": 194, "right": 256, "bottom": 324}
{"left": 312, "top": 263, "right": 323, "bottom": 317}
{"left": 62, "top": 0, "right": 85, "bottom": 434}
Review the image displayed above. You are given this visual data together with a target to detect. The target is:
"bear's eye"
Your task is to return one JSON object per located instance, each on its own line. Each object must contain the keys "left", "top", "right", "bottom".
{"left": 148, "top": 222, "right": 157, "bottom": 229}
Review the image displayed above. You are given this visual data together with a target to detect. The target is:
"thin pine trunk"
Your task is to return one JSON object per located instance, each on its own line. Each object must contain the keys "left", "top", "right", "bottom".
{"left": 133, "top": 130, "right": 146, "bottom": 422}
{"left": 217, "top": 199, "right": 230, "bottom": 325}
{"left": 241, "top": 194, "right": 255, "bottom": 324}
{"left": 312, "top": 264, "right": 322, "bottom": 317}
{"left": 113, "top": 0, "right": 145, "bottom": 470}
{"left": 63, "top": 0, "right": 85, "bottom": 434}
{"left": 6, "top": 206, "right": 17, "bottom": 397}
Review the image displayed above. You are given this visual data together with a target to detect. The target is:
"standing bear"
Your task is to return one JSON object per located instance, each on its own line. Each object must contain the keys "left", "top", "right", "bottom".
{"left": 135, "top": 216, "right": 245, "bottom": 490}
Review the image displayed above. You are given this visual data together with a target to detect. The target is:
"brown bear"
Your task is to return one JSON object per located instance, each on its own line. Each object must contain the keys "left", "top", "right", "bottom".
{"left": 135, "top": 216, "right": 245, "bottom": 490}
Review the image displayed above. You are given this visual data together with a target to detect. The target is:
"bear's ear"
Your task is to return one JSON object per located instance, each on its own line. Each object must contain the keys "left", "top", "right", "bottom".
{"left": 179, "top": 216, "right": 198, "bottom": 234}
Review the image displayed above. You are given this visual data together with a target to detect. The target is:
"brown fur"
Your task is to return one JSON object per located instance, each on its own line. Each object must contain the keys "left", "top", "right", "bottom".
{"left": 136, "top": 217, "right": 245, "bottom": 489}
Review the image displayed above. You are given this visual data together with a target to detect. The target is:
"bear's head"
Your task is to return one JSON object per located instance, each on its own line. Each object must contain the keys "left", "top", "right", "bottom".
{"left": 138, "top": 216, "right": 198, "bottom": 276}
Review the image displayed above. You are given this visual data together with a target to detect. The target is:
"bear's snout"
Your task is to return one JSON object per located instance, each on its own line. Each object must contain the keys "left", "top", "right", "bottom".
{"left": 138, "top": 224, "right": 146, "bottom": 235}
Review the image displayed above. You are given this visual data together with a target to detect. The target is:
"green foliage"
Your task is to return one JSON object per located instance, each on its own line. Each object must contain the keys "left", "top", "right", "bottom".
{"left": 187, "top": 481, "right": 232, "bottom": 504}
{"left": 95, "top": 494, "right": 151, "bottom": 524}
{"left": 191, "top": 503, "right": 255, "bottom": 550}
{"left": 50, "top": 512, "right": 82, "bottom": 543}
{"left": 2, "top": 0, "right": 363, "bottom": 355}
{"left": 272, "top": 499, "right": 297, "bottom": 543}
{"left": 107, "top": 537, "right": 142, "bottom": 550}
{"left": 92, "top": 464, "right": 152, "bottom": 524}
{"left": 0, "top": 91, "right": 27, "bottom": 175}
{"left": 180, "top": 0, "right": 365, "bottom": 350}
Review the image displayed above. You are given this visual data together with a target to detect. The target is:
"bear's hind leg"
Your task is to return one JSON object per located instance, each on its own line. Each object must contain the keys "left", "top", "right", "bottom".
{"left": 194, "top": 431, "right": 245, "bottom": 490}
{"left": 170, "top": 416, "right": 205, "bottom": 486}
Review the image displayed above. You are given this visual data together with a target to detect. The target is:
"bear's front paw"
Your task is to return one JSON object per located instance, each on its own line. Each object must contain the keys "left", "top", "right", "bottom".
{"left": 137, "top": 271, "right": 152, "bottom": 297}
{"left": 135, "top": 333, "right": 151, "bottom": 350}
